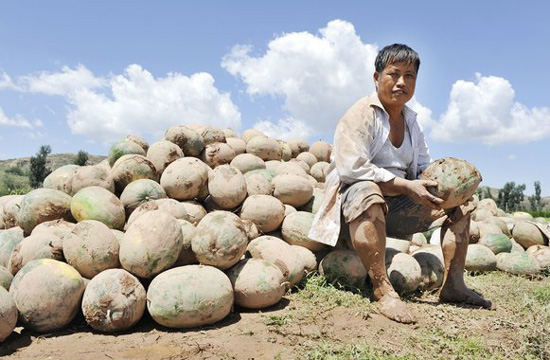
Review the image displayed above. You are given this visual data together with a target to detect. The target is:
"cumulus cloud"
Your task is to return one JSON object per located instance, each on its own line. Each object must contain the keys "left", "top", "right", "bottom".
{"left": 19, "top": 65, "right": 106, "bottom": 96}
{"left": 223, "top": 20, "right": 382, "bottom": 139}
{"left": 431, "top": 73, "right": 550, "bottom": 145}
{"left": 254, "top": 117, "right": 312, "bottom": 141}
{"left": 0, "top": 107, "right": 41, "bottom": 129}
{"left": 0, "top": 72, "right": 18, "bottom": 90}
{"left": 407, "top": 97, "right": 437, "bottom": 130}
{"left": 14, "top": 64, "right": 241, "bottom": 142}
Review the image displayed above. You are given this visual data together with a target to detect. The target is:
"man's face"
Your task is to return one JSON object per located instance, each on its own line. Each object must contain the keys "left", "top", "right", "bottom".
{"left": 374, "top": 61, "right": 417, "bottom": 108}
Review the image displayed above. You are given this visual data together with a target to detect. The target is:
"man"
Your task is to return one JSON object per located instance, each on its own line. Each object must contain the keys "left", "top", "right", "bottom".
{"left": 309, "top": 43, "right": 493, "bottom": 323}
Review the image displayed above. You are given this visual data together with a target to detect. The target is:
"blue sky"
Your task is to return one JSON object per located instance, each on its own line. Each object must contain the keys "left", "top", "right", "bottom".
{"left": 1, "top": 1, "right": 549, "bottom": 195}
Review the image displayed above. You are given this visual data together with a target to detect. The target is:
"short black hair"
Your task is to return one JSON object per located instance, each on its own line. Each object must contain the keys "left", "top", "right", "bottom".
{"left": 375, "top": 44, "right": 420, "bottom": 73}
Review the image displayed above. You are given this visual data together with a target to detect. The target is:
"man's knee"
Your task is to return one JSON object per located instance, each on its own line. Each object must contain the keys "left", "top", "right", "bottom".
{"left": 349, "top": 203, "right": 386, "bottom": 249}
{"left": 353, "top": 202, "right": 385, "bottom": 225}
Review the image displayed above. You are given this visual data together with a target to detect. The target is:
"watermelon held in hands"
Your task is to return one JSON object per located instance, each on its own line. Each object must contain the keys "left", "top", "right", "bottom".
{"left": 420, "top": 157, "right": 482, "bottom": 209}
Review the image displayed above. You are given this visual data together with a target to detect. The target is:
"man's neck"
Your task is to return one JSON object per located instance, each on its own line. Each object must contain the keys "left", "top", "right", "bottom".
{"left": 384, "top": 105, "right": 404, "bottom": 123}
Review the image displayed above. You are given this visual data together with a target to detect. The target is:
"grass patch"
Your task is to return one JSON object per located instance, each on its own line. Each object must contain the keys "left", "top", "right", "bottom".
{"left": 405, "top": 327, "right": 509, "bottom": 360}
{"left": 301, "top": 341, "right": 414, "bottom": 360}
{"left": 532, "top": 283, "right": 550, "bottom": 303}
{"left": 263, "top": 314, "right": 292, "bottom": 327}
{"left": 293, "top": 273, "right": 373, "bottom": 309}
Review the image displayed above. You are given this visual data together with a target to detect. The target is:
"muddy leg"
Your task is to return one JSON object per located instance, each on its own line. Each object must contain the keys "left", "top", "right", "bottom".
{"left": 438, "top": 211, "right": 494, "bottom": 309}
{"left": 349, "top": 204, "right": 416, "bottom": 323}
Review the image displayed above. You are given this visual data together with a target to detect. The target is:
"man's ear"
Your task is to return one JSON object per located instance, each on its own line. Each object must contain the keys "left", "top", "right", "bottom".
{"left": 374, "top": 72, "right": 379, "bottom": 90}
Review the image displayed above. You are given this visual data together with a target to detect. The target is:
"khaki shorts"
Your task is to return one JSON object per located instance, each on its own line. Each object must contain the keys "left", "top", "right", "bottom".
{"left": 340, "top": 180, "right": 444, "bottom": 240}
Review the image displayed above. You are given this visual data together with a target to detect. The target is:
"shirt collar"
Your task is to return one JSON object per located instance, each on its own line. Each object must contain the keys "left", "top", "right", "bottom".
{"left": 367, "top": 92, "right": 417, "bottom": 121}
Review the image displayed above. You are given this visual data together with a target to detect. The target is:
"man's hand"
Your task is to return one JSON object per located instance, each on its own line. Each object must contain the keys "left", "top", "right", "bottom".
{"left": 406, "top": 179, "right": 444, "bottom": 210}
{"left": 378, "top": 177, "right": 444, "bottom": 210}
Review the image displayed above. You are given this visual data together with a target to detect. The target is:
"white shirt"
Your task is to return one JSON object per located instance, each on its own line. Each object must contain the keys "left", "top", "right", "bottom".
{"left": 370, "top": 115, "right": 413, "bottom": 179}
{"left": 308, "top": 93, "right": 432, "bottom": 247}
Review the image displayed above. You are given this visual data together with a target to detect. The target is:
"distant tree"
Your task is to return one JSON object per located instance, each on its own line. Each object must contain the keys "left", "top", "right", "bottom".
{"left": 529, "top": 181, "right": 542, "bottom": 211}
{"left": 74, "top": 150, "right": 89, "bottom": 166}
{"left": 29, "top": 145, "right": 52, "bottom": 188}
{"left": 497, "top": 182, "right": 526, "bottom": 212}
{"left": 476, "top": 187, "right": 483, "bottom": 199}
{"left": 484, "top": 187, "right": 494, "bottom": 200}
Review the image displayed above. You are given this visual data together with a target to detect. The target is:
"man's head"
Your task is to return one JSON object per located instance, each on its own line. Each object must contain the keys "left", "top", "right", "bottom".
{"left": 374, "top": 44, "right": 420, "bottom": 109}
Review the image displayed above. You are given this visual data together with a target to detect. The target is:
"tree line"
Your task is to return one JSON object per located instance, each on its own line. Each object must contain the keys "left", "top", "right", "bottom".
{"left": 477, "top": 181, "right": 545, "bottom": 212}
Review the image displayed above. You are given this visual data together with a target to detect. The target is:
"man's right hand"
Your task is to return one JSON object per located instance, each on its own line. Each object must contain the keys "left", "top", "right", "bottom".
{"left": 406, "top": 179, "right": 444, "bottom": 210}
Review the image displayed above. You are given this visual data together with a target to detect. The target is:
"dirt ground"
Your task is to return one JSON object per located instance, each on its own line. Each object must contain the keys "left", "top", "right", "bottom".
{"left": 1, "top": 272, "right": 548, "bottom": 360}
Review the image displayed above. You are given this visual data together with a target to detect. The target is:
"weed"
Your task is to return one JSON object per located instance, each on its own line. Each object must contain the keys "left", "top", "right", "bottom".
{"left": 263, "top": 314, "right": 292, "bottom": 327}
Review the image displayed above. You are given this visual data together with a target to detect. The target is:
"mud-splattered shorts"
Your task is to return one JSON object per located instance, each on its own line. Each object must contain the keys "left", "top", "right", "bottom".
{"left": 340, "top": 180, "right": 445, "bottom": 239}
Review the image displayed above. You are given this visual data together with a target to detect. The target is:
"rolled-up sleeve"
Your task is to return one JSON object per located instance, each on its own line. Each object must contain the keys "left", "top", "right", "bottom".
{"left": 333, "top": 104, "right": 396, "bottom": 185}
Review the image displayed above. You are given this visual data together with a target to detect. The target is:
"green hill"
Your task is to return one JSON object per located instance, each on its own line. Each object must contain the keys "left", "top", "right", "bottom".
{"left": 0, "top": 153, "right": 106, "bottom": 195}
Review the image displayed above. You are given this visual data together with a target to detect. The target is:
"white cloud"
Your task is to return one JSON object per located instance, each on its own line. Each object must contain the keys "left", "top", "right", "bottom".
{"left": 0, "top": 107, "right": 39, "bottom": 129}
{"left": 20, "top": 65, "right": 106, "bottom": 96}
{"left": 407, "top": 97, "right": 436, "bottom": 130}
{"left": 431, "top": 73, "right": 550, "bottom": 145}
{"left": 14, "top": 64, "right": 242, "bottom": 143}
{"left": 0, "top": 72, "right": 18, "bottom": 90}
{"left": 507, "top": 154, "right": 517, "bottom": 161}
{"left": 254, "top": 117, "right": 312, "bottom": 141}
{"left": 222, "top": 19, "right": 381, "bottom": 139}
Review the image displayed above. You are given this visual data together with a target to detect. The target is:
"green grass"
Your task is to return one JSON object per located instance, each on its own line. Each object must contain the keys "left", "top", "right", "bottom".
{"left": 294, "top": 273, "right": 373, "bottom": 309}
{"left": 286, "top": 272, "right": 550, "bottom": 360}
{"left": 302, "top": 341, "right": 416, "bottom": 360}
{"left": 532, "top": 283, "right": 550, "bottom": 303}
{"left": 263, "top": 314, "right": 293, "bottom": 327}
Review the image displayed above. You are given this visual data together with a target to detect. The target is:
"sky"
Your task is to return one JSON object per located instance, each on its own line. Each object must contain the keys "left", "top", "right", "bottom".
{"left": 1, "top": 1, "right": 549, "bottom": 195}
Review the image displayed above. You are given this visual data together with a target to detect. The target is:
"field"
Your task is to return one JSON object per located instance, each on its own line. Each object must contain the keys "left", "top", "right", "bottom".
{"left": 1, "top": 271, "right": 549, "bottom": 360}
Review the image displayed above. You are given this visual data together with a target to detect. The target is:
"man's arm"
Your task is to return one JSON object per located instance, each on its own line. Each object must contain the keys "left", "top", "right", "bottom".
{"left": 378, "top": 177, "right": 443, "bottom": 210}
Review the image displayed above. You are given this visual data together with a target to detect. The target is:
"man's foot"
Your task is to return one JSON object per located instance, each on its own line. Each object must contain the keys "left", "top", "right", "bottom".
{"left": 378, "top": 294, "right": 416, "bottom": 324}
{"left": 438, "top": 285, "right": 495, "bottom": 309}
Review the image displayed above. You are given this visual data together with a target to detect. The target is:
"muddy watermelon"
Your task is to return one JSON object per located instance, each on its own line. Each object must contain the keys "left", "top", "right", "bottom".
{"left": 9, "top": 259, "right": 85, "bottom": 332}
{"left": 191, "top": 211, "right": 248, "bottom": 270}
{"left": 8, "top": 232, "right": 64, "bottom": 275}
{"left": 0, "top": 287, "right": 17, "bottom": 342}
{"left": 281, "top": 211, "right": 326, "bottom": 252}
{"left": 465, "top": 244, "right": 497, "bottom": 272}
{"left": 17, "top": 189, "right": 73, "bottom": 236}
{"left": 420, "top": 157, "right": 481, "bottom": 209}
{"left": 147, "top": 265, "right": 233, "bottom": 328}
{"left": 385, "top": 250, "right": 422, "bottom": 294}
{"left": 81, "top": 268, "right": 146, "bottom": 332}
{"left": 240, "top": 195, "right": 285, "bottom": 233}
{"left": 247, "top": 235, "right": 305, "bottom": 286}
{"left": 412, "top": 250, "right": 444, "bottom": 291}
{"left": 71, "top": 186, "right": 125, "bottom": 230}
{"left": 0, "top": 266, "right": 13, "bottom": 290}
{"left": 319, "top": 249, "right": 367, "bottom": 288}
{"left": 0, "top": 227, "right": 24, "bottom": 267}
{"left": 226, "top": 258, "right": 287, "bottom": 309}
{"left": 63, "top": 220, "right": 120, "bottom": 279}
{"left": 478, "top": 233, "right": 512, "bottom": 255}
{"left": 496, "top": 252, "right": 539, "bottom": 276}
{"left": 120, "top": 210, "right": 183, "bottom": 279}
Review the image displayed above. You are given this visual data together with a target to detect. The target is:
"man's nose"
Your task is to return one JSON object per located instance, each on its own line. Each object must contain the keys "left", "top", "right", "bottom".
{"left": 396, "top": 75, "right": 406, "bottom": 86}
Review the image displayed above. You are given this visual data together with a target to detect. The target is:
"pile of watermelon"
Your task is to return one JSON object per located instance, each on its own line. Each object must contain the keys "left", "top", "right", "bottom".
{"left": 0, "top": 124, "right": 549, "bottom": 341}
